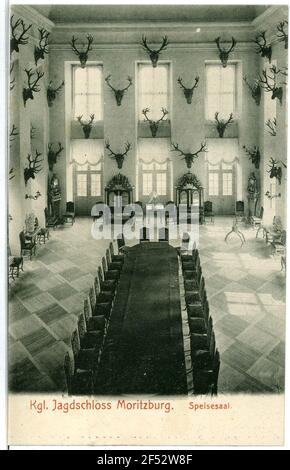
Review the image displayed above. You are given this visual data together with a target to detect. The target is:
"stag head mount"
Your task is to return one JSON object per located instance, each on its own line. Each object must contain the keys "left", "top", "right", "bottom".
{"left": 142, "top": 107, "right": 168, "bottom": 138}
{"left": 48, "top": 143, "right": 64, "bottom": 170}
{"left": 77, "top": 114, "right": 95, "bottom": 138}
{"left": 243, "top": 76, "right": 261, "bottom": 106}
{"left": 258, "top": 66, "right": 287, "bottom": 105}
{"left": 266, "top": 118, "right": 277, "bottom": 136}
{"left": 71, "top": 35, "right": 93, "bottom": 68}
{"left": 243, "top": 145, "right": 261, "bottom": 169}
{"left": 105, "top": 141, "right": 131, "bottom": 169}
{"left": 171, "top": 142, "right": 207, "bottom": 170}
{"left": 34, "top": 28, "right": 50, "bottom": 65}
{"left": 177, "top": 76, "right": 199, "bottom": 104}
{"left": 23, "top": 68, "right": 44, "bottom": 106}
{"left": 105, "top": 75, "right": 133, "bottom": 106}
{"left": 277, "top": 20, "right": 288, "bottom": 49}
{"left": 47, "top": 80, "right": 64, "bottom": 107}
{"left": 214, "top": 112, "right": 234, "bottom": 138}
{"left": 254, "top": 31, "right": 272, "bottom": 62}
{"left": 24, "top": 150, "right": 43, "bottom": 185}
{"left": 141, "top": 35, "right": 169, "bottom": 68}
{"left": 10, "top": 15, "right": 32, "bottom": 54}
{"left": 215, "top": 37, "right": 236, "bottom": 68}
{"left": 267, "top": 158, "right": 282, "bottom": 185}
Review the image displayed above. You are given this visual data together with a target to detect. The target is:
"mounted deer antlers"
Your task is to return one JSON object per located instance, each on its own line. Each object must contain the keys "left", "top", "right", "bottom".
{"left": 277, "top": 20, "right": 288, "bottom": 49}
{"left": 243, "top": 76, "right": 261, "bottom": 106}
{"left": 77, "top": 114, "right": 95, "bottom": 138}
{"left": 47, "top": 80, "right": 64, "bottom": 107}
{"left": 267, "top": 157, "right": 282, "bottom": 185}
{"left": 23, "top": 68, "right": 44, "bottom": 106}
{"left": 141, "top": 35, "right": 169, "bottom": 68}
{"left": 10, "top": 15, "right": 32, "bottom": 54}
{"left": 105, "top": 75, "right": 133, "bottom": 106}
{"left": 9, "top": 124, "right": 18, "bottom": 143}
{"left": 177, "top": 76, "right": 199, "bottom": 104}
{"left": 214, "top": 112, "right": 234, "bottom": 138}
{"left": 215, "top": 37, "right": 236, "bottom": 67}
{"left": 70, "top": 35, "right": 93, "bottom": 68}
{"left": 254, "top": 31, "right": 272, "bottom": 63}
{"left": 105, "top": 141, "right": 131, "bottom": 169}
{"left": 142, "top": 107, "right": 168, "bottom": 137}
{"left": 265, "top": 118, "right": 277, "bottom": 136}
{"left": 24, "top": 150, "right": 43, "bottom": 185}
{"left": 48, "top": 143, "right": 64, "bottom": 170}
{"left": 243, "top": 145, "right": 261, "bottom": 169}
{"left": 34, "top": 28, "right": 50, "bottom": 65}
{"left": 171, "top": 142, "right": 207, "bottom": 169}
{"left": 9, "top": 168, "right": 15, "bottom": 181}
{"left": 10, "top": 62, "right": 15, "bottom": 91}
{"left": 258, "top": 65, "right": 287, "bottom": 105}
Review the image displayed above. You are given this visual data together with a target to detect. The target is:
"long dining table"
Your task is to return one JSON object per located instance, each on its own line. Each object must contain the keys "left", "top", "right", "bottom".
{"left": 95, "top": 242, "right": 187, "bottom": 395}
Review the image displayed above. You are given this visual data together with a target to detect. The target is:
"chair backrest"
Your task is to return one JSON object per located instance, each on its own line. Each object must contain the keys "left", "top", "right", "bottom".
{"left": 98, "top": 265, "right": 105, "bottom": 282}
{"left": 89, "top": 286, "right": 96, "bottom": 311}
{"left": 109, "top": 242, "right": 115, "bottom": 258}
{"left": 273, "top": 215, "right": 282, "bottom": 230}
{"left": 199, "top": 276, "right": 205, "bottom": 298}
{"left": 139, "top": 227, "right": 150, "bottom": 242}
{"left": 71, "top": 329, "right": 80, "bottom": 358}
{"left": 209, "top": 330, "right": 216, "bottom": 360}
{"left": 281, "top": 230, "right": 287, "bottom": 245}
{"left": 203, "top": 298, "right": 209, "bottom": 326}
{"left": 235, "top": 200, "right": 244, "bottom": 212}
{"left": 204, "top": 201, "right": 213, "bottom": 212}
{"left": 83, "top": 298, "right": 91, "bottom": 325}
{"left": 260, "top": 206, "right": 264, "bottom": 219}
{"left": 117, "top": 233, "right": 125, "bottom": 250}
{"left": 106, "top": 248, "right": 111, "bottom": 265}
{"left": 212, "top": 349, "right": 221, "bottom": 396}
{"left": 206, "top": 316, "right": 213, "bottom": 349}
{"left": 181, "top": 232, "right": 190, "bottom": 250}
{"left": 66, "top": 201, "right": 75, "bottom": 213}
{"left": 94, "top": 274, "right": 101, "bottom": 297}
{"left": 102, "top": 256, "right": 108, "bottom": 273}
{"left": 77, "top": 313, "right": 87, "bottom": 342}
{"left": 64, "top": 352, "right": 73, "bottom": 395}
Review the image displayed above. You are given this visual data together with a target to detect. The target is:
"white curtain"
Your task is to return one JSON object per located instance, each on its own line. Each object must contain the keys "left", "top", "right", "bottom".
{"left": 138, "top": 138, "right": 170, "bottom": 164}
{"left": 206, "top": 138, "right": 239, "bottom": 165}
{"left": 71, "top": 139, "right": 103, "bottom": 166}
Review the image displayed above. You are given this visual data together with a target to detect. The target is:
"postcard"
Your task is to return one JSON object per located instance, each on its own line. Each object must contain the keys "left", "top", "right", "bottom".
{"left": 7, "top": 1, "right": 288, "bottom": 447}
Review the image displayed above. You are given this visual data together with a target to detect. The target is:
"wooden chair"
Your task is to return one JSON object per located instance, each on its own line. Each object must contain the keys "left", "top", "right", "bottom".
{"left": 37, "top": 227, "right": 50, "bottom": 244}
{"left": 83, "top": 298, "right": 106, "bottom": 333}
{"left": 271, "top": 229, "right": 286, "bottom": 255}
{"left": 77, "top": 313, "right": 104, "bottom": 350}
{"left": 64, "top": 352, "right": 94, "bottom": 395}
{"left": 116, "top": 233, "right": 130, "bottom": 254}
{"left": 71, "top": 328, "right": 99, "bottom": 372}
{"left": 204, "top": 200, "right": 214, "bottom": 223}
{"left": 97, "top": 266, "right": 117, "bottom": 293}
{"left": 158, "top": 227, "right": 169, "bottom": 242}
{"left": 250, "top": 206, "right": 264, "bottom": 235}
{"left": 109, "top": 241, "right": 124, "bottom": 264}
{"left": 187, "top": 294, "right": 209, "bottom": 332}
{"left": 106, "top": 248, "right": 123, "bottom": 272}
{"left": 89, "top": 285, "right": 112, "bottom": 320}
{"left": 19, "top": 230, "right": 36, "bottom": 259}
{"left": 193, "top": 349, "right": 220, "bottom": 396}
{"left": 235, "top": 200, "right": 245, "bottom": 220}
{"left": 63, "top": 201, "right": 75, "bottom": 225}
{"left": 102, "top": 256, "right": 120, "bottom": 281}
{"left": 190, "top": 316, "right": 213, "bottom": 352}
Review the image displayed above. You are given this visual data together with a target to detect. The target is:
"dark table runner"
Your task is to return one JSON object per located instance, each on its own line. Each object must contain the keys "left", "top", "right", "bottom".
{"left": 95, "top": 242, "right": 187, "bottom": 395}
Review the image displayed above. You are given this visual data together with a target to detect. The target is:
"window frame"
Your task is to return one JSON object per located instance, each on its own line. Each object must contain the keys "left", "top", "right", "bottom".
{"left": 205, "top": 62, "right": 238, "bottom": 121}
{"left": 72, "top": 64, "right": 104, "bottom": 122}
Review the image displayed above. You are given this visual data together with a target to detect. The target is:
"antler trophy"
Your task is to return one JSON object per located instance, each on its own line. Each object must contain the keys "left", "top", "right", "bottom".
{"left": 177, "top": 76, "right": 199, "bottom": 104}
{"left": 70, "top": 35, "right": 93, "bottom": 68}
{"left": 171, "top": 142, "right": 207, "bottom": 169}
{"left": 254, "top": 31, "right": 272, "bottom": 62}
{"left": 105, "top": 141, "right": 131, "bottom": 169}
{"left": 215, "top": 37, "right": 236, "bottom": 68}
{"left": 24, "top": 150, "right": 43, "bottom": 185}
{"left": 23, "top": 68, "right": 44, "bottom": 106}
{"left": 214, "top": 112, "right": 234, "bottom": 138}
{"left": 265, "top": 118, "right": 277, "bottom": 136}
{"left": 48, "top": 143, "right": 64, "bottom": 170}
{"left": 258, "top": 65, "right": 287, "bottom": 105}
{"left": 267, "top": 158, "right": 282, "bottom": 185}
{"left": 10, "top": 15, "right": 32, "bottom": 54}
{"left": 243, "top": 76, "right": 262, "bottom": 106}
{"left": 77, "top": 114, "right": 95, "bottom": 138}
{"left": 277, "top": 20, "right": 288, "bottom": 49}
{"left": 9, "top": 124, "right": 19, "bottom": 144}
{"left": 47, "top": 80, "right": 65, "bottom": 107}
{"left": 142, "top": 107, "right": 168, "bottom": 137}
{"left": 105, "top": 75, "right": 133, "bottom": 106}
{"left": 34, "top": 28, "right": 50, "bottom": 65}
{"left": 243, "top": 145, "right": 261, "bottom": 169}
{"left": 141, "top": 35, "right": 169, "bottom": 68}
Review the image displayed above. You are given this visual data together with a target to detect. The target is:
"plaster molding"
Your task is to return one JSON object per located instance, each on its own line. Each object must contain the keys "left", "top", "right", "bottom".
{"left": 11, "top": 5, "right": 55, "bottom": 31}
{"left": 252, "top": 5, "right": 288, "bottom": 29}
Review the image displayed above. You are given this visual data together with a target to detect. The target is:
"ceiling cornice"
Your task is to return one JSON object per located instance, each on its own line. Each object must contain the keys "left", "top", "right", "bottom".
{"left": 11, "top": 5, "right": 55, "bottom": 31}
{"left": 252, "top": 4, "right": 288, "bottom": 29}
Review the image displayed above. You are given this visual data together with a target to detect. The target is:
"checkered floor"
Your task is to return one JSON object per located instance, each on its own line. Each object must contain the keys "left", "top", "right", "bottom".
{"left": 8, "top": 216, "right": 285, "bottom": 394}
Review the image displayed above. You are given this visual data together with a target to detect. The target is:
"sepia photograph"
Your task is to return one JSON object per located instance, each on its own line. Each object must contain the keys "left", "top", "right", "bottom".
{"left": 6, "top": 1, "right": 288, "bottom": 446}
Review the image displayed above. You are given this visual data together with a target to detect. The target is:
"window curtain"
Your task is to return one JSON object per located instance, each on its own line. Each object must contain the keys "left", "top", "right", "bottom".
{"left": 138, "top": 138, "right": 171, "bottom": 164}
{"left": 70, "top": 139, "right": 103, "bottom": 167}
{"left": 206, "top": 138, "right": 239, "bottom": 165}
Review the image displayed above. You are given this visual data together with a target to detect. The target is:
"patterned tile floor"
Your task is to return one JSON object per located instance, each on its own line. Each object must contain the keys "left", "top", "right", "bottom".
{"left": 8, "top": 216, "right": 285, "bottom": 394}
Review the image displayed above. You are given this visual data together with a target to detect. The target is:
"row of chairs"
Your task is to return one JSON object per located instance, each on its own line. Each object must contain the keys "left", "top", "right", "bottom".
{"left": 179, "top": 243, "right": 220, "bottom": 395}
{"left": 64, "top": 241, "right": 125, "bottom": 395}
